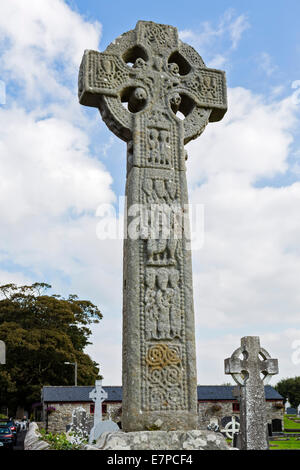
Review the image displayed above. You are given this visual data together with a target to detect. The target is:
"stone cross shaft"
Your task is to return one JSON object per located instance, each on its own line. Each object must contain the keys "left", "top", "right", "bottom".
{"left": 225, "top": 336, "right": 278, "bottom": 450}
{"left": 79, "top": 20, "right": 227, "bottom": 432}
{"left": 89, "top": 380, "right": 107, "bottom": 423}
{"left": 0, "top": 340, "right": 5, "bottom": 364}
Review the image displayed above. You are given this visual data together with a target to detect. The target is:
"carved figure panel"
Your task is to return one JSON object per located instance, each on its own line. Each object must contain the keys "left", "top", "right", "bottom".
{"left": 144, "top": 268, "right": 182, "bottom": 342}
{"left": 147, "top": 128, "right": 172, "bottom": 169}
{"left": 142, "top": 176, "right": 178, "bottom": 203}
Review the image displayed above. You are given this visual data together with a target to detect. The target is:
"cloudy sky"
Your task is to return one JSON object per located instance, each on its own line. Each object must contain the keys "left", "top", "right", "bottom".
{"left": 1, "top": 0, "right": 300, "bottom": 386}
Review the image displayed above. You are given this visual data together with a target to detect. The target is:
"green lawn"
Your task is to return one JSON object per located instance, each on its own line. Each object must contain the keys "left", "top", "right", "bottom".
{"left": 284, "top": 414, "right": 300, "bottom": 431}
{"left": 223, "top": 415, "right": 300, "bottom": 449}
{"left": 269, "top": 437, "right": 300, "bottom": 450}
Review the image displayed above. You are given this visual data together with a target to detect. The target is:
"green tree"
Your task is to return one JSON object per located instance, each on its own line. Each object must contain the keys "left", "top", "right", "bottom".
{"left": 0, "top": 283, "right": 102, "bottom": 414}
{"left": 275, "top": 376, "right": 300, "bottom": 408}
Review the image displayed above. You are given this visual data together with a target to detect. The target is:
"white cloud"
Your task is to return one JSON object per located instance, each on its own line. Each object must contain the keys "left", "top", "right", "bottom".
{"left": 0, "top": 0, "right": 101, "bottom": 102}
{"left": 187, "top": 87, "right": 297, "bottom": 184}
{"left": 226, "top": 11, "right": 249, "bottom": 49}
{"left": 86, "top": 320, "right": 122, "bottom": 385}
{"left": 186, "top": 85, "right": 300, "bottom": 340}
{"left": 196, "top": 330, "right": 300, "bottom": 385}
{"left": 258, "top": 52, "right": 278, "bottom": 77}
{"left": 0, "top": 107, "right": 114, "bottom": 222}
{"left": 179, "top": 9, "right": 249, "bottom": 67}
{"left": 0, "top": 1, "right": 121, "bottom": 356}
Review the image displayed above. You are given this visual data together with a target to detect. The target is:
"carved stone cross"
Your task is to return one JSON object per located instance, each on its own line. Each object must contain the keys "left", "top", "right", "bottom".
{"left": 89, "top": 380, "right": 107, "bottom": 423}
{"left": 225, "top": 336, "right": 278, "bottom": 450}
{"left": 89, "top": 380, "right": 119, "bottom": 443}
{"left": 0, "top": 340, "right": 5, "bottom": 365}
{"left": 79, "top": 20, "right": 227, "bottom": 432}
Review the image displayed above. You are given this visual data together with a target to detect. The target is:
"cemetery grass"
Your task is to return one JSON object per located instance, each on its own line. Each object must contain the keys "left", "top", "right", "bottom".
{"left": 284, "top": 415, "right": 300, "bottom": 430}
{"left": 269, "top": 437, "right": 300, "bottom": 449}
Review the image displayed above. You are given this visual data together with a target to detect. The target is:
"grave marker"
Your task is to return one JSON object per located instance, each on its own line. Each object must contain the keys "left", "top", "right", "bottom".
{"left": 225, "top": 336, "right": 278, "bottom": 450}
{"left": 89, "top": 380, "right": 119, "bottom": 444}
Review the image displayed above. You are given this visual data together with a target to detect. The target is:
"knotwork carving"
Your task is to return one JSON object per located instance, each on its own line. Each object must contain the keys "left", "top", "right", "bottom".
{"left": 146, "top": 343, "right": 183, "bottom": 411}
{"left": 146, "top": 343, "right": 181, "bottom": 369}
{"left": 140, "top": 22, "right": 178, "bottom": 53}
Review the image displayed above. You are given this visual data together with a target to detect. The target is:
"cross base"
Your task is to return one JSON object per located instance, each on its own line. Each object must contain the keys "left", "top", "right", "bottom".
{"left": 89, "top": 420, "right": 119, "bottom": 444}
{"left": 86, "top": 430, "right": 232, "bottom": 450}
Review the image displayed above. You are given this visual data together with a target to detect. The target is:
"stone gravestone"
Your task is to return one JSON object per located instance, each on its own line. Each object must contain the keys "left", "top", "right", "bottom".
{"left": 225, "top": 336, "right": 278, "bottom": 450}
{"left": 68, "top": 406, "right": 90, "bottom": 445}
{"left": 89, "top": 380, "right": 119, "bottom": 444}
{"left": 285, "top": 399, "right": 291, "bottom": 414}
{"left": 298, "top": 404, "right": 300, "bottom": 417}
{"left": 79, "top": 20, "right": 227, "bottom": 433}
{"left": 0, "top": 340, "right": 5, "bottom": 364}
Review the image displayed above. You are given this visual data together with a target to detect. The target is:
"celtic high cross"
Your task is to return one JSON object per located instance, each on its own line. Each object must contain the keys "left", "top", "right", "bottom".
{"left": 225, "top": 336, "right": 278, "bottom": 449}
{"left": 79, "top": 21, "right": 227, "bottom": 432}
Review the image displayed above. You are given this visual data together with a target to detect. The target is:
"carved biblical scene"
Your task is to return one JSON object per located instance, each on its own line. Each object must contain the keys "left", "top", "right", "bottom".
{"left": 147, "top": 127, "right": 172, "bottom": 169}
{"left": 143, "top": 176, "right": 177, "bottom": 204}
{"left": 144, "top": 267, "right": 182, "bottom": 341}
{"left": 142, "top": 172, "right": 181, "bottom": 268}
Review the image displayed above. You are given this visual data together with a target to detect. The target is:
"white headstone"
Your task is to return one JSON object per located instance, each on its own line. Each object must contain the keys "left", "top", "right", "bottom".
{"left": 297, "top": 404, "right": 300, "bottom": 417}
{"left": 89, "top": 380, "right": 119, "bottom": 444}
{"left": 285, "top": 400, "right": 291, "bottom": 413}
{"left": 0, "top": 341, "right": 5, "bottom": 364}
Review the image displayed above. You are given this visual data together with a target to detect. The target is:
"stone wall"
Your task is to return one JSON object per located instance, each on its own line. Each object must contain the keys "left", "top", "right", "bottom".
{"left": 44, "top": 400, "right": 283, "bottom": 434}
{"left": 46, "top": 403, "right": 93, "bottom": 433}
{"left": 45, "top": 402, "right": 122, "bottom": 434}
{"left": 197, "top": 400, "right": 283, "bottom": 430}
{"left": 198, "top": 401, "right": 240, "bottom": 429}
{"left": 266, "top": 402, "right": 284, "bottom": 426}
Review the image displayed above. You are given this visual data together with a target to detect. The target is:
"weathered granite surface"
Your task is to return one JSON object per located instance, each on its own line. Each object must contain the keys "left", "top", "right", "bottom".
{"left": 79, "top": 20, "right": 227, "bottom": 432}
{"left": 91, "top": 430, "right": 231, "bottom": 450}
{"left": 24, "top": 422, "right": 50, "bottom": 450}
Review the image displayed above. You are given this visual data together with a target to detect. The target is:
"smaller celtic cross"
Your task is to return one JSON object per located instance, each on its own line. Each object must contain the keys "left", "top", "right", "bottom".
{"left": 225, "top": 336, "right": 278, "bottom": 450}
{"left": 89, "top": 380, "right": 108, "bottom": 423}
{"left": 0, "top": 340, "right": 5, "bottom": 365}
{"left": 221, "top": 416, "right": 240, "bottom": 440}
{"left": 89, "top": 380, "right": 119, "bottom": 443}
